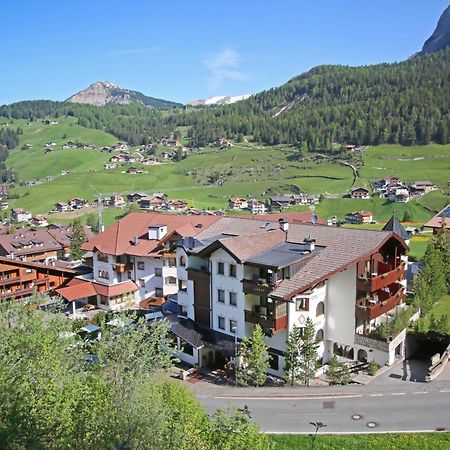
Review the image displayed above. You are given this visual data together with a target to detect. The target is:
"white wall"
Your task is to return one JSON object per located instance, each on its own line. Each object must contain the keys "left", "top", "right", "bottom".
{"left": 92, "top": 253, "right": 118, "bottom": 285}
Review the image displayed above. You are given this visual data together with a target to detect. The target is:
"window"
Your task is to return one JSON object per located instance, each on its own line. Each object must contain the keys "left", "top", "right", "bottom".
{"left": 230, "top": 320, "right": 237, "bottom": 333}
{"left": 217, "top": 262, "right": 225, "bottom": 275}
{"left": 139, "top": 278, "right": 145, "bottom": 288}
{"left": 165, "top": 276, "right": 177, "bottom": 285}
{"left": 229, "top": 292, "right": 237, "bottom": 306}
{"left": 218, "top": 289, "right": 225, "bottom": 303}
{"left": 315, "top": 329, "right": 324, "bottom": 342}
{"left": 168, "top": 257, "right": 176, "bottom": 267}
{"left": 155, "top": 288, "right": 163, "bottom": 297}
{"left": 178, "top": 279, "right": 187, "bottom": 292}
{"left": 218, "top": 316, "right": 225, "bottom": 330}
{"left": 179, "top": 255, "right": 186, "bottom": 267}
{"left": 155, "top": 267, "right": 162, "bottom": 277}
{"left": 181, "top": 340, "right": 194, "bottom": 356}
{"left": 99, "top": 295, "right": 109, "bottom": 306}
{"left": 137, "top": 261, "right": 145, "bottom": 270}
{"left": 229, "top": 264, "right": 236, "bottom": 277}
{"left": 316, "top": 301, "right": 325, "bottom": 317}
{"left": 296, "top": 297, "right": 309, "bottom": 311}
{"left": 269, "top": 353, "right": 279, "bottom": 371}
{"left": 98, "top": 270, "right": 109, "bottom": 280}
{"left": 97, "top": 253, "right": 108, "bottom": 262}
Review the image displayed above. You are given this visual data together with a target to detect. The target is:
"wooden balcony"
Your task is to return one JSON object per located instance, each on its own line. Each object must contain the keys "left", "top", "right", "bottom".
{"left": 112, "top": 262, "right": 134, "bottom": 273}
{"left": 355, "top": 284, "right": 404, "bottom": 321}
{"left": 0, "top": 276, "right": 20, "bottom": 287}
{"left": 187, "top": 266, "right": 210, "bottom": 281}
{"left": 244, "top": 309, "right": 287, "bottom": 335}
{"left": 242, "top": 279, "right": 273, "bottom": 296}
{"left": 357, "top": 261, "right": 405, "bottom": 293}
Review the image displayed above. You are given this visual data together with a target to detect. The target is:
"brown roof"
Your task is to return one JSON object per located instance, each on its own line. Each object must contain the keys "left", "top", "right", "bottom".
{"left": 0, "top": 229, "right": 62, "bottom": 256}
{"left": 246, "top": 212, "right": 326, "bottom": 225}
{"left": 56, "top": 279, "right": 138, "bottom": 302}
{"left": 82, "top": 212, "right": 221, "bottom": 256}
{"left": 423, "top": 204, "right": 450, "bottom": 230}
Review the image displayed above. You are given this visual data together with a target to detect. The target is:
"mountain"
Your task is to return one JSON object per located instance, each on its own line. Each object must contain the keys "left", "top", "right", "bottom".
{"left": 66, "top": 81, "right": 182, "bottom": 108}
{"left": 421, "top": 5, "right": 450, "bottom": 54}
{"left": 187, "top": 94, "right": 252, "bottom": 107}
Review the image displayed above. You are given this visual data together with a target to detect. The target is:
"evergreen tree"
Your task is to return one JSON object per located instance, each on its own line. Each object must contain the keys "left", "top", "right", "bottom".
{"left": 69, "top": 218, "right": 87, "bottom": 261}
{"left": 236, "top": 324, "right": 270, "bottom": 387}
{"left": 284, "top": 325, "right": 303, "bottom": 385}
{"left": 298, "top": 318, "right": 319, "bottom": 386}
{"left": 86, "top": 213, "right": 99, "bottom": 233}
{"left": 327, "top": 355, "right": 351, "bottom": 384}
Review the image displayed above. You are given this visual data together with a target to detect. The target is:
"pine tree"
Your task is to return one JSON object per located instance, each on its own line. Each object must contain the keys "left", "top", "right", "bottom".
{"left": 298, "top": 318, "right": 319, "bottom": 386}
{"left": 236, "top": 324, "right": 269, "bottom": 387}
{"left": 326, "top": 355, "right": 341, "bottom": 385}
{"left": 70, "top": 218, "right": 87, "bottom": 261}
{"left": 284, "top": 325, "right": 302, "bottom": 385}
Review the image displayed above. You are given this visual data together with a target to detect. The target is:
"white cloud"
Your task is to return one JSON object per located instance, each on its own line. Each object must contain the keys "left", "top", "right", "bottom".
{"left": 203, "top": 48, "right": 247, "bottom": 90}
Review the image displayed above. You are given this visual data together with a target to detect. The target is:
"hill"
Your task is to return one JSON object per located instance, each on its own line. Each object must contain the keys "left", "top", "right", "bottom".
{"left": 67, "top": 81, "right": 182, "bottom": 108}
{"left": 421, "top": 5, "right": 450, "bottom": 54}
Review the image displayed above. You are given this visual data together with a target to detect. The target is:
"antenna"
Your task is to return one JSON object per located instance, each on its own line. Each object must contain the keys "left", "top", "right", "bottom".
{"left": 311, "top": 213, "right": 318, "bottom": 226}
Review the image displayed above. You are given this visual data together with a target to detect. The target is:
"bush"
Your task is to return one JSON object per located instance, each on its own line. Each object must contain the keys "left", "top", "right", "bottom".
{"left": 368, "top": 360, "right": 379, "bottom": 376}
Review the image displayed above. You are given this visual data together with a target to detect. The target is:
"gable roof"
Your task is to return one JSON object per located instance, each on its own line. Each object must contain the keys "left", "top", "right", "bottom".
{"left": 424, "top": 204, "right": 450, "bottom": 230}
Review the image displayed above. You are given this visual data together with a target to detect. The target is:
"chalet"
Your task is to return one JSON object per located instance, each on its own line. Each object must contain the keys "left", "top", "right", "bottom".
{"left": 166, "top": 199, "right": 188, "bottom": 211}
{"left": 140, "top": 157, "right": 157, "bottom": 165}
{"left": 346, "top": 211, "right": 373, "bottom": 224}
{"left": 215, "top": 138, "right": 234, "bottom": 149}
{"left": 104, "top": 163, "right": 117, "bottom": 170}
{"left": 55, "top": 202, "right": 71, "bottom": 213}
{"left": 127, "top": 192, "right": 147, "bottom": 203}
{"left": 228, "top": 197, "right": 249, "bottom": 210}
{"left": 30, "top": 215, "right": 48, "bottom": 227}
{"left": 162, "top": 139, "right": 180, "bottom": 147}
{"left": 269, "top": 195, "right": 292, "bottom": 212}
{"left": 126, "top": 167, "right": 142, "bottom": 174}
{"left": 346, "top": 144, "right": 356, "bottom": 151}
{"left": 139, "top": 195, "right": 165, "bottom": 210}
{"left": 350, "top": 188, "right": 370, "bottom": 199}
{"left": 68, "top": 198, "right": 88, "bottom": 209}
{"left": 409, "top": 181, "right": 437, "bottom": 196}
{"left": 387, "top": 187, "right": 410, "bottom": 203}
{"left": 108, "top": 195, "right": 126, "bottom": 207}
{"left": 423, "top": 204, "right": 450, "bottom": 234}
{"left": 11, "top": 208, "right": 32, "bottom": 223}
{"left": 248, "top": 199, "right": 266, "bottom": 215}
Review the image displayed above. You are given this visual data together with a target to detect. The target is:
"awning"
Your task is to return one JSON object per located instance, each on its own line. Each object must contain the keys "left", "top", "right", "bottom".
{"left": 162, "top": 299, "right": 180, "bottom": 314}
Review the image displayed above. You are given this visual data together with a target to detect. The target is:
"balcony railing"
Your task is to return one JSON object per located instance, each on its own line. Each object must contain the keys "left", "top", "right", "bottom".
{"left": 112, "top": 262, "right": 134, "bottom": 273}
{"left": 357, "top": 261, "right": 405, "bottom": 293}
{"left": 187, "top": 266, "right": 210, "bottom": 281}
{"left": 355, "top": 285, "right": 404, "bottom": 321}
{"left": 244, "top": 309, "right": 287, "bottom": 335}
{"left": 242, "top": 279, "right": 274, "bottom": 296}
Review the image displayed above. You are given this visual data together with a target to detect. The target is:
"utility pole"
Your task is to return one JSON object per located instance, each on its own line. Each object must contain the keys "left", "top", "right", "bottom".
{"left": 91, "top": 186, "right": 104, "bottom": 232}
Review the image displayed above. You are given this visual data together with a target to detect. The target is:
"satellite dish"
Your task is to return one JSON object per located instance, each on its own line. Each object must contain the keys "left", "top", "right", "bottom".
{"left": 311, "top": 213, "right": 318, "bottom": 226}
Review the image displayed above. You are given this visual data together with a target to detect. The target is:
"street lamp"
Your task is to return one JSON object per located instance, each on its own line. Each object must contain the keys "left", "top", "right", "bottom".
{"left": 309, "top": 421, "right": 326, "bottom": 450}
{"left": 231, "top": 325, "right": 238, "bottom": 387}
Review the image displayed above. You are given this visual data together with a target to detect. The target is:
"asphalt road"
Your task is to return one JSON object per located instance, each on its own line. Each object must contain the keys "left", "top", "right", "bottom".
{"left": 196, "top": 385, "right": 450, "bottom": 433}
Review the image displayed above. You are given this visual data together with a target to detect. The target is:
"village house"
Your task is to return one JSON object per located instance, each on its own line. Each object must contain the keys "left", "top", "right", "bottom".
{"left": 125, "top": 167, "right": 143, "bottom": 174}
{"left": 55, "top": 213, "right": 221, "bottom": 316}
{"left": 345, "top": 211, "right": 373, "bottom": 224}
{"left": 108, "top": 194, "right": 126, "bottom": 207}
{"left": 387, "top": 186, "right": 410, "bottom": 203}
{"left": 104, "top": 163, "right": 118, "bottom": 170}
{"left": 215, "top": 138, "right": 234, "bottom": 149}
{"left": 127, "top": 192, "right": 147, "bottom": 203}
{"left": 54, "top": 202, "right": 71, "bottom": 213}
{"left": 173, "top": 215, "right": 411, "bottom": 376}
{"left": 68, "top": 198, "right": 88, "bottom": 209}
{"left": 247, "top": 199, "right": 266, "bottom": 215}
{"left": 350, "top": 187, "right": 370, "bottom": 199}
{"left": 139, "top": 194, "right": 166, "bottom": 210}
{"left": 166, "top": 199, "right": 188, "bottom": 211}
{"left": 409, "top": 180, "right": 437, "bottom": 196}
{"left": 228, "top": 197, "right": 249, "bottom": 210}
{"left": 268, "top": 195, "right": 292, "bottom": 212}
{"left": 30, "top": 215, "right": 49, "bottom": 227}
{"left": 11, "top": 208, "right": 32, "bottom": 223}
{"left": 423, "top": 204, "right": 450, "bottom": 234}
{"left": 161, "top": 139, "right": 180, "bottom": 147}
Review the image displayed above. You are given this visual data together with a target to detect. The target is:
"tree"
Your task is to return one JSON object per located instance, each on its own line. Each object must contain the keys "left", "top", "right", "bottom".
{"left": 402, "top": 210, "right": 411, "bottom": 222}
{"left": 298, "top": 318, "right": 319, "bottom": 386}
{"left": 327, "top": 355, "right": 351, "bottom": 384}
{"left": 236, "top": 324, "right": 270, "bottom": 387}
{"left": 86, "top": 213, "right": 99, "bottom": 233}
{"left": 284, "top": 325, "right": 303, "bottom": 385}
{"left": 69, "top": 218, "right": 87, "bottom": 261}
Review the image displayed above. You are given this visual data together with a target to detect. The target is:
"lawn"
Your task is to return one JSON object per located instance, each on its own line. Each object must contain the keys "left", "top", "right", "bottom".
{"left": 269, "top": 432, "right": 450, "bottom": 449}
{"left": 5, "top": 123, "right": 449, "bottom": 224}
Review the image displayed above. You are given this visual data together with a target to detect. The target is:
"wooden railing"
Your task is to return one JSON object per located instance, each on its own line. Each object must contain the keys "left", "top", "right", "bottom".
{"left": 244, "top": 309, "right": 287, "bottom": 335}
{"left": 242, "top": 279, "right": 273, "bottom": 296}
{"left": 357, "top": 261, "right": 405, "bottom": 292}
{"left": 355, "top": 287, "right": 404, "bottom": 321}
{"left": 112, "top": 262, "right": 134, "bottom": 273}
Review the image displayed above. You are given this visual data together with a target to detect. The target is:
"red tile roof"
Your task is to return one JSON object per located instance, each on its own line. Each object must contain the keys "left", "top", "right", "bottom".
{"left": 82, "top": 212, "right": 221, "bottom": 256}
{"left": 424, "top": 204, "right": 450, "bottom": 230}
{"left": 244, "top": 212, "right": 326, "bottom": 225}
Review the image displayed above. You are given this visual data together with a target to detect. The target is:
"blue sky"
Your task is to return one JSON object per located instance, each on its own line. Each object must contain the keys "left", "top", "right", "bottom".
{"left": 1, "top": 0, "right": 448, "bottom": 104}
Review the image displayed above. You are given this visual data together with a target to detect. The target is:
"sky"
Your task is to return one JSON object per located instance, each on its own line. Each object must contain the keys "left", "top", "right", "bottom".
{"left": 0, "top": 0, "right": 448, "bottom": 105}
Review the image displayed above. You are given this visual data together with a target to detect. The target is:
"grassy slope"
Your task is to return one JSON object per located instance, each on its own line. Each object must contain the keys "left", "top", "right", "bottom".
{"left": 269, "top": 433, "right": 450, "bottom": 450}
{"left": 5, "top": 121, "right": 449, "bottom": 227}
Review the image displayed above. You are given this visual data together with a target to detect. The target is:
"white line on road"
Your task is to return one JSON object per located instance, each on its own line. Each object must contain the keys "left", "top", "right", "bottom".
{"left": 392, "top": 392, "right": 406, "bottom": 396}
{"left": 413, "top": 391, "right": 427, "bottom": 395}
{"left": 370, "top": 394, "right": 383, "bottom": 397}
{"left": 440, "top": 389, "right": 450, "bottom": 393}
{"left": 214, "top": 394, "right": 363, "bottom": 400}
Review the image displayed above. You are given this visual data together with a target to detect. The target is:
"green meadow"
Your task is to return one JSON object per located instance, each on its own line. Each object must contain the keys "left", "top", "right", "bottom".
{"left": 5, "top": 119, "right": 450, "bottom": 229}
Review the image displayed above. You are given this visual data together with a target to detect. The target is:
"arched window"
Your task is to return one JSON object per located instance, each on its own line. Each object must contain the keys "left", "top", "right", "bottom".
{"left": 179, "top": 255, "right": 186, "bottom": 267}
{"left": 344, "top": 346, "right": 354, "bottom": 360}
{"left": 315, "top": 329, "right": 324, "bottom": 342}
{"left": 333, "top": 342, "right": 343, "bottom": 356}
{"left": 357, "top": 349, "right": 368, "bottom": 363}
{"left": 316, "top": 301, "right": 324, "bottom": 317}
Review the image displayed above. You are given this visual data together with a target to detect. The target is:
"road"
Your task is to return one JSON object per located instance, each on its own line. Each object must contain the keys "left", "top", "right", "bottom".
{"left": 193, "top": 382, "right": 450, "bottom": 433}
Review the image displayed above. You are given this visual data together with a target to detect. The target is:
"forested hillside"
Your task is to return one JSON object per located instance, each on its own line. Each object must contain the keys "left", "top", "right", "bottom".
{"left": 1, "top": 48, "right": 449, "bottom": 149}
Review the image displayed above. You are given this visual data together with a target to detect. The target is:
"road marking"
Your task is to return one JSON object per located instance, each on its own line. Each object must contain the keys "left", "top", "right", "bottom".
{"left": 370, "top": 394, "right": 383, "bottom": 397}
{"left": 391, "top": 392, "right": 406, "bottom": 396}
{"left": 413, "top": 391, "right": 427, "bottom": 395}
{"left": 214, "top": 394, "right": 363, "bottom": 400}
{"left": 440, "top": 389, "right": 450, "bottom": 393}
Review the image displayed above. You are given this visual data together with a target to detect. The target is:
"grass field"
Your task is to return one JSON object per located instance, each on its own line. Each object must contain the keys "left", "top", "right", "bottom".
{"left": 269, "top": 432, "right": 450, "bottom": 449}
{"left": 5, "top": 119, "right": 449, "bottom": 227}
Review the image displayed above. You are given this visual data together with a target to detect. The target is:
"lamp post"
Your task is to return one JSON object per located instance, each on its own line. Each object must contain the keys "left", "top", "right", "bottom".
{"left": 309, "top": 421, "right": 326, "bottom": 450}
{"left": 232, "top": 325, "right": 238, "bottom": 387}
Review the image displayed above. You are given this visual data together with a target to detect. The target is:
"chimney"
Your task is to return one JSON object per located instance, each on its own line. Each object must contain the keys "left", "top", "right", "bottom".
{"left": 303, "top": 235, "right": 316, "bottom": 251}
{"left": 278, "top": 218, "right": 289, "bottom": 232}
{"left": 132, "top": 236, "right": 139, "bottom": 246}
